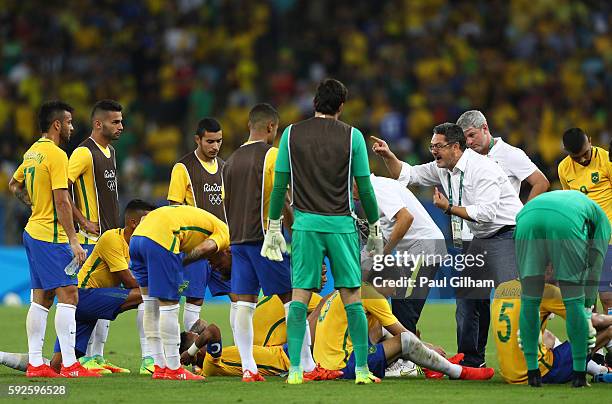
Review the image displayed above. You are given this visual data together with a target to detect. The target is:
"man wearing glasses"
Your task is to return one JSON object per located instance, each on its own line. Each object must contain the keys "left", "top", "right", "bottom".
{"left": 372, "top": 123, "right": 523, "bottom": 368}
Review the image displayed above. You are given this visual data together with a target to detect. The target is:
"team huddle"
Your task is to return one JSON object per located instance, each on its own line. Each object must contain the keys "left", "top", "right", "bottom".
{"left": 2, "top": 79, "right": 611, "bottom": 387}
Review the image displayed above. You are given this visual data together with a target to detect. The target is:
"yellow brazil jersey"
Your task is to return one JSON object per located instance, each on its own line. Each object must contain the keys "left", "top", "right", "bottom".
{"left": 168, "top": 156, "right": 222, "bottom": 206}
{"left": 199, "top": 345, "right": 289, "bottom": 377}
{"left": 133, "top": 205, "right": 230, "bottom": 254}
{"left": 313, "top": 284, "right": 399, "bottom": 371}
{"left": 492, "top": 279, "right": 566, "bottom": 384}
{"left": 77, "top": 228, "right": 129, "bottom": 288}
{"left": 253, "top": 294, "right": 322, "bottom": 347}
{"left": 68, "top": 142, "right": 113, "bottom": 244}
{"left": 68, "top": 141, "right": 111, "bottom": 244}
{"left": 558, "top": 146, "right": 612, "bottom": 233}
{"left": 13, "top": 138, "right": 69, "bottom": 243}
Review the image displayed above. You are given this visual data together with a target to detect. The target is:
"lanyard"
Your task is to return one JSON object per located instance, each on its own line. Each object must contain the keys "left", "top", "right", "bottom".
{"left": 488, "top": 137, "right": 495, "bottom": 153}
{"left": 447, "top": 171, "right": 464, "bottom": 206}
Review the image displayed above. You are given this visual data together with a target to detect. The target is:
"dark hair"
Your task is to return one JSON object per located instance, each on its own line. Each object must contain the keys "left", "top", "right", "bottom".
{"left": 433, "top": 122, "right": 466, "bottom": 151}
{"left": 248, "top": 103, "right": 279, "bottom": 128}
{"left": 196, "top": 118, "right": 222, "bottom": 136}
{"left": 124, "top": 199, "right": 156, "bottom": 215}
{"left": 38, "top": 100, "right": 74, "bottom": 133}
{"left": 562, "top": 128, "right": 588, "bottom": 154}
{"left": 91, "top": 99, "right": 122, "bottom": 120}
{"left": 313, "top": 79, "right": 347, "bottom": 115}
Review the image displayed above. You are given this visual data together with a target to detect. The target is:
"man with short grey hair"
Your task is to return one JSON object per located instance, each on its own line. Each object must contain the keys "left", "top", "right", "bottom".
{"left": 456, "top": 110, "right": 549, "bottom": 200}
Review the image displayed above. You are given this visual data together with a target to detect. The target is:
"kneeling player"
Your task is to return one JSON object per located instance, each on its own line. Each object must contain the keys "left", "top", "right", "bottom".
{"left": 76, "top": 199, "right": 155, "bottom": 374}
{"left": 49, "top": 288, "right": 143, "bottom": 373}
{"left": 493, "top": 278, "right": 612, "bottom": 385}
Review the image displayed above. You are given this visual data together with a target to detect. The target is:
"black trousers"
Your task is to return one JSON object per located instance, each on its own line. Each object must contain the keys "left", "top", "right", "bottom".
{"left": 391, "top": 263, "right": 439, "bottom": 334}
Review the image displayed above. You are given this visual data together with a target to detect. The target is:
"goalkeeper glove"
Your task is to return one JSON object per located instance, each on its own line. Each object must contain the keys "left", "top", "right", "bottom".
{"left": 366, "top": 220, "right": 384, "bottom": 256}
{"left": 585, "top": 308, "right": 596, "bottom": 350}
{"left": 260, "top": 218, "right": 286, "bottom": 261}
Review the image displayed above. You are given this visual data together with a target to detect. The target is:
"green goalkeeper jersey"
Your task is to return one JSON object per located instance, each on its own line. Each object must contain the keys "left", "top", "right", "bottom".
{"left": 270, "top": 118, "right": 376, "bottom": 233}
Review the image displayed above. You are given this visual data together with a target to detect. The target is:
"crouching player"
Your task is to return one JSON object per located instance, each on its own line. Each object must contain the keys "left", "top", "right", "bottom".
{"left": 514, "top": 190, "right": 611, "bottom": 387}
{"left": 0, "top": 200, "right": 155, "bottom": 376}
{"left": 312, "top": 269, "right": 495, "bottom": 382}
{"left": 493, "top": 277, "right": 612, "bottom": 385}
{"left": 73, "top": 199, "right": 156, "bottom": 374}
{"left": 130, "top": 205, "right": 230, "bottom": 381}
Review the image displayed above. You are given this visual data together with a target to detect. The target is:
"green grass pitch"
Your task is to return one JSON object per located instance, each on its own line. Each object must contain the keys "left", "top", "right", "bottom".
{"left": 0, "top": 303, "right": 606, "bottom": 403}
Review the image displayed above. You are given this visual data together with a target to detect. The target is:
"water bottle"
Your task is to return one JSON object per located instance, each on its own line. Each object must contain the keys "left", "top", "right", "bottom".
{"left": 64, "top": 256, "right": 81, "bottom": 277}
{"left": 593, "top": 373, "right": 612, "bottom": 383}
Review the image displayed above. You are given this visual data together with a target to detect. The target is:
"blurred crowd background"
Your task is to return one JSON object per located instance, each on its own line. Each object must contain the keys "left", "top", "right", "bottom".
{"left": 0, "top": 0, "right": 610, "bottom": 244}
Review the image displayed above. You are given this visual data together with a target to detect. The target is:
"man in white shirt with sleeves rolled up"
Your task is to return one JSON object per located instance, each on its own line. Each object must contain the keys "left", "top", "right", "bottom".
{"left": 371, "top": 122, "right": 523, "bottom": 367}
{"left": 355, "top": 174, "right": 447, "bottom": 333}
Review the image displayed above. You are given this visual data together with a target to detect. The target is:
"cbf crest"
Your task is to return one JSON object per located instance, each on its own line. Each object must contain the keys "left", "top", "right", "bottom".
{"left": 591, "top": 172, "right": 599, "bottom": 184}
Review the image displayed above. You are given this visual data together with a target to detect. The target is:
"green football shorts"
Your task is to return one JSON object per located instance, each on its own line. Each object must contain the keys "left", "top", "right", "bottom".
{"left": 291, "top": 229, "right": 361, "bottom": 290}
{"left": 514, "top": 210, "right": 589, "bottom": 283}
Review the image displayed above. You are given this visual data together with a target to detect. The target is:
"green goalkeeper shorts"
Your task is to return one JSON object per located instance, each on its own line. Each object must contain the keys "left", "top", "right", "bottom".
{"left": 514, "top": 210, "right": 589, "bottom": 283}
{"left": 291, "top": 230, "right": 361, "bottom": 290}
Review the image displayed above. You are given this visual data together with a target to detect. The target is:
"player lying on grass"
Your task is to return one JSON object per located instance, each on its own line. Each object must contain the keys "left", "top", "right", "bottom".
{"left": 493, "top": 277, "right": 612, "bottom": 385}
{"left": 253, "top": 294, "right": 322, "bottom": 347}
{"left": 251, "top": 265, "right": 326, "bottom": 347}
{"left": 178, "top": 320, "right": 340, "bottom": 380}
{"left": 75, "top": 199, "right": 156, "bottom": 375}
{"left": 180, "top": 272, "right": 494, "bottom": 380}
{"left": 310, "top": 268, "right": 495, "bottom": 382}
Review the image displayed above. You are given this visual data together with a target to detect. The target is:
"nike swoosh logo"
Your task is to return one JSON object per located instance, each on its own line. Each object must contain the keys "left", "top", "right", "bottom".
{"left": 567, "top": 179, "right": 575, "bottom": 183}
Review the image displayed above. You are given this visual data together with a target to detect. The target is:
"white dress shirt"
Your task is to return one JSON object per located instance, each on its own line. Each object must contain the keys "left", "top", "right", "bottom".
{"left": 488, "top": 137, "right": 539, "bottom": 195}
{"left": 397, "top": 148, "right": 523, "bottom": 238}
{"left": 370, "top": 175, "right": 446, "bottom": 255}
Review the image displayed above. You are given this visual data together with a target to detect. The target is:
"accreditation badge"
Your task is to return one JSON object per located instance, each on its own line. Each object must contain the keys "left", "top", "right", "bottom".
{"left": 451, "top": 215, "right": 463, "bottom": 249}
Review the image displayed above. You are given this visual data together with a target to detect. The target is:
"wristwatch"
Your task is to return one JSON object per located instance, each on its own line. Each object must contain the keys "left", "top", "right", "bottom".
{"left": 444, "top": 204, "right": 453, "bottom": 215}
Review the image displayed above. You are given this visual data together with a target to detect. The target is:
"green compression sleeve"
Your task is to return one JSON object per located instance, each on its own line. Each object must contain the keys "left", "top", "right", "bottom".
{"left": 355, "top": 175, "right": 379, "bottom": 224}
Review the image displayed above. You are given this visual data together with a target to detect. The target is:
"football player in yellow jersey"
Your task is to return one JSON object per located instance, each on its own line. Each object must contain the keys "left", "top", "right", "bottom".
{"left": 178, "top": 321, "right": 291, "bottom": 379}
{"left": 253, "top": 264, "right": 325, "bottom": 347}
{"left": 493, "top": 278, "right": 612, "bottom": 384}
{"left": 129, "top": 205, "right": 230, "bottom": 381}
{"left": 167, "top": 117, "right": 231, "bottom": 333}
{"left": 312, "top": 268, "right": 495, "bottom": 381}
{"left": 68, "top": 100, "right": 123, "bottom": 254}
{"left": 559, "top": 128, "right": 612, "bottom": 313}
{"left": 74, "top": 199, "right": 156, "bottom": 375}
{"left": 8, "top": 101, "right": 94, "bottom": 379}
{"left": 223, "top": 103, "right": 297, "bottom": 382}
{"left": 179, "top": 319, "right": 339, "bottom": 381}
{"left": 253, "top": 293, "right": 322, "bottom": 347}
